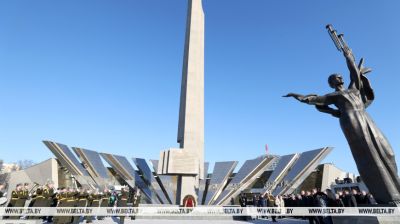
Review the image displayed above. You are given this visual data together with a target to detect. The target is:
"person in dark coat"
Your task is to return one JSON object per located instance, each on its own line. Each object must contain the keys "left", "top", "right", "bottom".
{"left": 367, "top": 193, "right": 377, "bottom": 205}
{"left": 257, "top": 195, "right": 267, "bottom": 219}
{"left": 301, "top": 190, "right": 308, "bottom": 207}
{"left": 307, "top": 190, "right": 321, "bottom": 224}
{"left": 343, "top": 190, "right": 357, "bottom": 207}
{"left": 357, "top": 190, "right": 369, "bottom": 205}
{"left": 325, "top": 189, "right": 338, "bottom": 207}
{"left": 314, "top": 191, "right": 332, "bottom": 224}
{"left": 258, "top": 195, "right": 266, "bottom": 207}
{"left": 252, "top": 194, "right": 258, "bottom": 207}
{"left": 296, "top": 194, "right": 304, "bottom": 207}
{"left": 352, "top": 189, "right": 362, "bottom": 205}
{"left": 239, "top": 193, "right": 247, "bottom": 207}
{"left": 289, "top": 194, "right": 297, "bottom": 207}
{"left": 335, "top": 193, "right": 345, "bottom": 207}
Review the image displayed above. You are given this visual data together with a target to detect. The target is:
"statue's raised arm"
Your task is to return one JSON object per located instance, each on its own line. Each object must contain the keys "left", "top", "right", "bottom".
{"left": 326, "top": 24, "right": 374, "bottom": 106}
{"left": 343, "top": 49, "right": 361, "bottom": 90}
{"left": 326, "top": 24, "right": 361, "bottom": 90}
{"left": 283, "top": 24, "right": 400, "bottom": 205}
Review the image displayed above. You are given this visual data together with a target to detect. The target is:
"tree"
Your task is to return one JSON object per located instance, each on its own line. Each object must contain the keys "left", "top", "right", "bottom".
{"left": 16, "top": 160, "right": 36, "bottom": 170}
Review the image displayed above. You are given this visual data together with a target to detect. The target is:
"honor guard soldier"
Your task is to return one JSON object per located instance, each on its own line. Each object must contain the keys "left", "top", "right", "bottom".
{"left": 97, "top": 188, "right": 110, "bottom": 220}
{"left": 11, "top": 183, "right": 30, "bottom": 219}
{"left": 72, "top": 187, "right": 88, "bottom": 224}
{"left": 7, "top": 184, "right": 21, "bottom": 208}
{"left": 3, "top": 184, "right": 22, "bottom": 220}
{"left": 54, "top": 187, "right": 69, "bottom": 224}
{"left": 130, "top": 187, "right": 141, "bottom": 220}
{"left": 64, "top": 188, "right": 77, "bottom": 224}
{"left": 44, "top": 181, "right": 56, "bottom": 207}
{"left": 28, "top": 186, "right": 46, "bottom": 219}
{"left": 86, "top": 189, "right": 101, "bottom": 223}
{"left": 84, "top": 189, "right": 94, "bottom": 223}
{"left": 15, "top": 183, "right": 29, "bottom": 207}
{"left": 118, "top": 186, "right": 130, "bottom": 223}
{"left": 43, "top": 181, "right": 56, "bottom": 222}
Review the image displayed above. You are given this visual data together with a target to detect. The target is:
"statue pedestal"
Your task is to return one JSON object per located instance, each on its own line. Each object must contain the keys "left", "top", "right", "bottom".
{"left": 158, "top": 148, "right": 201, "bottom": 205}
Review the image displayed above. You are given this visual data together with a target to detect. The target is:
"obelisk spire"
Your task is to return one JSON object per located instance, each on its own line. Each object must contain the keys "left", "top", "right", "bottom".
{"left": 158, "top": 0, "right": 205, "bottom": 205}
{"left": 177, "top": 0, "right": 204, "bottom": 178}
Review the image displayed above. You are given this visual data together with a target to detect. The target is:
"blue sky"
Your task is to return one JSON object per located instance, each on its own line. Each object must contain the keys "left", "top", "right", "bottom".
{"left": 0, "top": 0, "right": 399, "bottom": 175}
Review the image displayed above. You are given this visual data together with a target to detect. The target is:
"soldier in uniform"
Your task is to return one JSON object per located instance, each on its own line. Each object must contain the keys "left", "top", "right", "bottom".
{"left": 86, "top": 188, "right": 101, "bottom": 223}
{"left": 43, "top": 181, "right": 56, "bottom": 222}
{"left": 9, "top": 183, "right": 30, "bottom": 219}
{"left": 3, "top": 184, "right": 21, "bottom": 219}
{"left": 54, "top": 187, "right": 68, "bottom": 224}
{"left": 97, "top": 188, "right": 110, "bottom": 220}
{"left": 266, "top": 193, "right": 277, "bottom": 222}
{"left": 130, "top": 187, "right": 141, "bottom": 220}
{"left": 72, "top": 187, "right": 88, "bottom": 224}
{"left": 85, "top": 189, "right": 95, "bottom": 223}
{"left": 6, "top": 184, "right": 20, "bottom": 208}
{"left": 15, "top": 183, "right": 29, "bottom": 207}
{"left": 63, "top": 188, "right": 77, "bottom": 224}
{"left": 28, "top": 186, "right": 46, "bottom": 219}
{"left": 118, "top": 186, "right": 130, "bottom": 224}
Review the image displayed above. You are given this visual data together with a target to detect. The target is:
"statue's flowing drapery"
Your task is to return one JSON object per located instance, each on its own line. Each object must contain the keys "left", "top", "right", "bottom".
{"left": 306, "top": 74, "right": 400, "bottom": 204}
{"left": 287, "top": 25, "right": 400, "bottom": 204}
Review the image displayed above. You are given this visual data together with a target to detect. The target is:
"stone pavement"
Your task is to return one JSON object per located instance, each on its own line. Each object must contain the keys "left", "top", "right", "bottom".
{"left": 89, "top": 217, "right": 308, "bottom": 224}
{"left": 0, "top": 217, "right": 309, "bottom": 224}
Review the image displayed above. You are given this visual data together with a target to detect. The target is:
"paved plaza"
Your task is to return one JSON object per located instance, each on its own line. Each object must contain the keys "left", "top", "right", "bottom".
{"left": 88, "top": 217, "right": 308, "bottom": 224}
{"left": 0, "top": 217, "right": 308, "bottom": 224}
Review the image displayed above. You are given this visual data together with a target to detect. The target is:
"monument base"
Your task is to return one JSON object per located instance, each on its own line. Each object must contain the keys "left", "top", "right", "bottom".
{"left": 176, "top": 175, "right": 198, "bottom": 205}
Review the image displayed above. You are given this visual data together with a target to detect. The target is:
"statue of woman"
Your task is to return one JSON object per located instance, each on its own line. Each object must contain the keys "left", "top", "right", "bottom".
{"left": 285, "top": 49, "right": 400, "bottom": 205}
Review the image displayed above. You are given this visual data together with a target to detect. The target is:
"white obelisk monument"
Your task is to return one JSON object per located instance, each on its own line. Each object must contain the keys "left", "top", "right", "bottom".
{"left": 158, "top": 0, "right": 204, "bottom": 205}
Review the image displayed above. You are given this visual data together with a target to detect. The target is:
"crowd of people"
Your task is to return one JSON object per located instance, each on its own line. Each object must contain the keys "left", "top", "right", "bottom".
{"left": 1, "top": 181, "right": 379, "bottom": 224}
{"left": 0, "top": 182, "right": 141, "bottom": 224}
{"left": 238, "top": 188, "right": 377, "bottom": 224}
